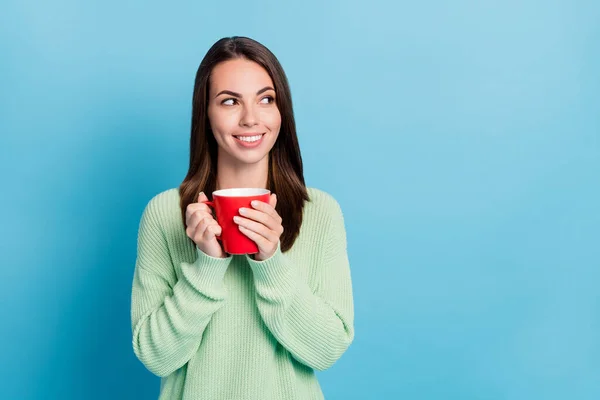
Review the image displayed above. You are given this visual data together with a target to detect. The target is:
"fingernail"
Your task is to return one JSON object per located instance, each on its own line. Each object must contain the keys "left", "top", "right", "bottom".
{"left": 239, "top": 208, "right": 247, "bottom": 215}
{"left": 251, "top": 200, "right": 258, "bottom": 207}
{"left": 233, "top": 216, "right": 240, "bottom": 222}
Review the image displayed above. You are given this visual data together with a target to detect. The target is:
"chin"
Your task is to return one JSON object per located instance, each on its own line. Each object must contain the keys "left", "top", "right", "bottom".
{"left": 234, "top": 151, "right": 270, "bottom": 165}
{"left": 229, "top": 138, "right": 276, "bottom": 164}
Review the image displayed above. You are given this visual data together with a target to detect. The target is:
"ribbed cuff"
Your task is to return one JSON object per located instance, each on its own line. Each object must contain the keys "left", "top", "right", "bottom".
{"left": 180, "top": 247, "right": 232, "bottom": 300}
{"left": 245, "top": 242, "right": 295, "bottom": 291}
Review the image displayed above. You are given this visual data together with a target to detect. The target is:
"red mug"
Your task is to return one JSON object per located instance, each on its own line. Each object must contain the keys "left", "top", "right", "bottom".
{"left": 202, "top": 188, "right": 271, "bottom": 255}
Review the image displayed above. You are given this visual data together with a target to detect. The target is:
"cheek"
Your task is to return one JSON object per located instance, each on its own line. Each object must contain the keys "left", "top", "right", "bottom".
{"left": 209, "top": 108, "right": 237, "bottom": 136}
{"left": 263, "top": 109, "right": 282, "bottom": 133}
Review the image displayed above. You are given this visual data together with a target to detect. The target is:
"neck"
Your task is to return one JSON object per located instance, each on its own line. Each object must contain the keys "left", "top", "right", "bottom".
{"left": 216, "top": 153, "right": 269, "bottom": 190}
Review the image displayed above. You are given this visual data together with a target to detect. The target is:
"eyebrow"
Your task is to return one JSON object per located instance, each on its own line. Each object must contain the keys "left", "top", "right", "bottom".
{"left": 214, "top": 86, "right": 275, "bottom": 99}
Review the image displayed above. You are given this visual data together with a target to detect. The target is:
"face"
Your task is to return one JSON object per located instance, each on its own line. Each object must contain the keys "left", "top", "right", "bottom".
{"left": 207, "top": 58, "right": 281, "bottom": 166}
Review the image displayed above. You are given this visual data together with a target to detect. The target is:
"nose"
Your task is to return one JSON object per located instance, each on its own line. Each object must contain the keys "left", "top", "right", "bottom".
{"left": 239, "top": 103, "right": 259, "bottom": 128}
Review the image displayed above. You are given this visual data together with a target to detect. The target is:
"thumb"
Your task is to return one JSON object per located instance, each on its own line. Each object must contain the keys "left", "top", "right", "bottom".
{"left": 198, "top": 191, "right": 208, "bottom": 203}
{"left": 269, "top": 193, "right": 277, "bottom": 208}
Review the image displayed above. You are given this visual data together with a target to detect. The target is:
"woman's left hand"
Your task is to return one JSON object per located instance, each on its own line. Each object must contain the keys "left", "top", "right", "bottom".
{"left": 234, "top": 194, "right": 283, "bottom": 261}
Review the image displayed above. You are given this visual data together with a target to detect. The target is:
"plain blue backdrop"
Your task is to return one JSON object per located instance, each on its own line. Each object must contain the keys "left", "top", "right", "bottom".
{"left": 1, "top": 0, "right": 599, "bottom": 399}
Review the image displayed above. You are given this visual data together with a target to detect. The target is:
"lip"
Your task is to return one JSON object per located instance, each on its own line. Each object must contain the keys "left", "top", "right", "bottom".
{"left": 235, "top": 132, "right": 265, "bottom": 137}
{"left": 233, "top": 133, "right": 265, "bottom": 148}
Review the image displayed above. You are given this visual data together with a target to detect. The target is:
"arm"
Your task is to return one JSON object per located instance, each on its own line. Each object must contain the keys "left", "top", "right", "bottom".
{"left": 245, "top": 201, "right": 354, "bottom": 371}
{"left": 131, "top": 200, "right": 232, "bottom": 377}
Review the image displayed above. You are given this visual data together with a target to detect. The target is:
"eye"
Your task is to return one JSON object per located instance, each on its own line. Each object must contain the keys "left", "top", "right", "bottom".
{"left": 260, "top": 96, "right": 274, "bottom": 104}
{"left": 221, "top": 98, "right": 237, "bottom": 106}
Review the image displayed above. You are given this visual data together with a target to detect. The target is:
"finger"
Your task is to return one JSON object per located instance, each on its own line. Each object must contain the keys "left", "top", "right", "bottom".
{"left": 269, "top": 193, "right": 277, "bottom": 208}
{"left": 186, "top": 203, "right": 210, "bottom": 220}
{"left": 198, "top": 191, "right": 208, "bottom": 203}
{"left": 193, "top": 216, "right": 209, "bottom": 238}
{"left": 206, "top": 218, "right": 222, "bottom": 236}
{"left": 251, "top": 199, "right": 281, "bottom": 223}
{"left": 198, "top": 192, "right": 219, "bottom": 218}
{"left": 188, "top": 210, "right": 213, "bottom": 232}
{"left": 202, "top": 222, "right": 221, "bottom": 241}
{"left": 238, "top": 225, "right": 270, "bottom": 249}
{"left": 187, "top": 191, "right": 212, "bottom": 211}
{"left": 188, "top": 208, "right": 207, "bottom": 226}
{"left": 194, "top": 216, "right": 213, "bottom": 242}
{"left": 185, "top": 225, "right": 194, "bottom": 239}
{"left": 238, "top": 207, "right": 279, "bottom": 230}
{"left": 187, "top": 215, "right": 205, "bottom": 240}
{"left": 234, "top": 216, "right": 280, "bottom": 243}
{"left": 211, "top": 222, "right": 223, "bottom": 237}
{"left": 189, "top": 200, "right": 211, "bottom": 211}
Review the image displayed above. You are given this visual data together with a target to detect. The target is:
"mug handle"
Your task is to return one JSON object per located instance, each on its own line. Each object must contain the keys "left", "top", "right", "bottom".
{"left": 201, "top": 200, "right": 222, "bottom": 241}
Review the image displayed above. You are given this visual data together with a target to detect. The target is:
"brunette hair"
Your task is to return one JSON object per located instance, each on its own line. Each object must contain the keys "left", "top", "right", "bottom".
{"left": 179, "top": 36, "right": 309, "bottom": 252}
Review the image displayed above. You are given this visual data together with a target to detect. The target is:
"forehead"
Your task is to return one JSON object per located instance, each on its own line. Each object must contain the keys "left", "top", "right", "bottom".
{"left": 209, "top": 58, "right": 274, "bottom": 94}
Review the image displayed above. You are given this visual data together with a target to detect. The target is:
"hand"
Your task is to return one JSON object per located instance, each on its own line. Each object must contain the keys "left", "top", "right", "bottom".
{"left": 185, "top": 192, "right": 227, "bottom": 258}
{"left": 234, "top": 193, "right": 283, "bottom": 261}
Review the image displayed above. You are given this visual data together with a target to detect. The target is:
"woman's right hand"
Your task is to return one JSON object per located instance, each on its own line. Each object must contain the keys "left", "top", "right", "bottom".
{"left": 185, "top": 192, "right": 227, "bottom": 258}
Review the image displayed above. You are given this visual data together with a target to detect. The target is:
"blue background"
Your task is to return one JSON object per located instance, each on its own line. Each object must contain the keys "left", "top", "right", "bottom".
{"left": 1, "top": 0, "right": 599, "bottom": 399}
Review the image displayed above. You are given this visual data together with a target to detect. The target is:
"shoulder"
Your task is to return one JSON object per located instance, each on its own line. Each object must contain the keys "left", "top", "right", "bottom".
{"left": 145, "top": 188, "right": 180, "bottom": 209}
{"left": 300, "top": 187, "right": 347, "bottom": 246}
{"left": 140, "top": 188, "right": 182, "bottom": 228}
{"left": 306, "top": 187, "right": 342, "bottom": 210}
{"left": 305, "top": 186, "right": 345, "bottom": 222}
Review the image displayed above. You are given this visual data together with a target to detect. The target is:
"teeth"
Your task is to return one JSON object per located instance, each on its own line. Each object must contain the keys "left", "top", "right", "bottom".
{"left": 237, "top": 134, "right": 263, "bottom": 142}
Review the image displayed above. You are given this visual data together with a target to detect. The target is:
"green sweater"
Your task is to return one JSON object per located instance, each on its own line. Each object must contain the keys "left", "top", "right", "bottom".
{"left": 131, "top": 187, "right": 354, "bottom": 400}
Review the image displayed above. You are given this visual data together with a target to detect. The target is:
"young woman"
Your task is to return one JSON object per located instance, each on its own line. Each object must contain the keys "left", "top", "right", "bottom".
{"left": 131, "top": 36, "right": 354, "bottom": 400}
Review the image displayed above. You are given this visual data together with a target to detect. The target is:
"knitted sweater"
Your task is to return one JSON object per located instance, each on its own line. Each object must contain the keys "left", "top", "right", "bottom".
{"left": 131, "top": 187, "right": 354, "bottom": 400}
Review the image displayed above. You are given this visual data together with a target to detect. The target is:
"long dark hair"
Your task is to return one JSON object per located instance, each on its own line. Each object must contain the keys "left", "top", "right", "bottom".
{"left": 179, "top": 36, "right": 310, "bottom": 252}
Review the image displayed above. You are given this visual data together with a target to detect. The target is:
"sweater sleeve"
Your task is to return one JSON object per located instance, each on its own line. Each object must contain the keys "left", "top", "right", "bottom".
{"left": 131, "top": 198, "right": 232, "bottom": 377}
{"left": 245, "top": 198, "right": 354, "bottom": 371}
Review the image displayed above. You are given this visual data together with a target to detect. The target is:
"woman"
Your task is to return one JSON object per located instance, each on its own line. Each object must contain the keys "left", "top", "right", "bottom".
{"left": 131, "top": 36, "right": 354, "bottom": 400}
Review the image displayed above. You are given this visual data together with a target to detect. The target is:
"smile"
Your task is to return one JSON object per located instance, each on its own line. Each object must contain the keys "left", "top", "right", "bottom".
{"left": 234, "top": 133, "right": 265, "bottom": 148}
